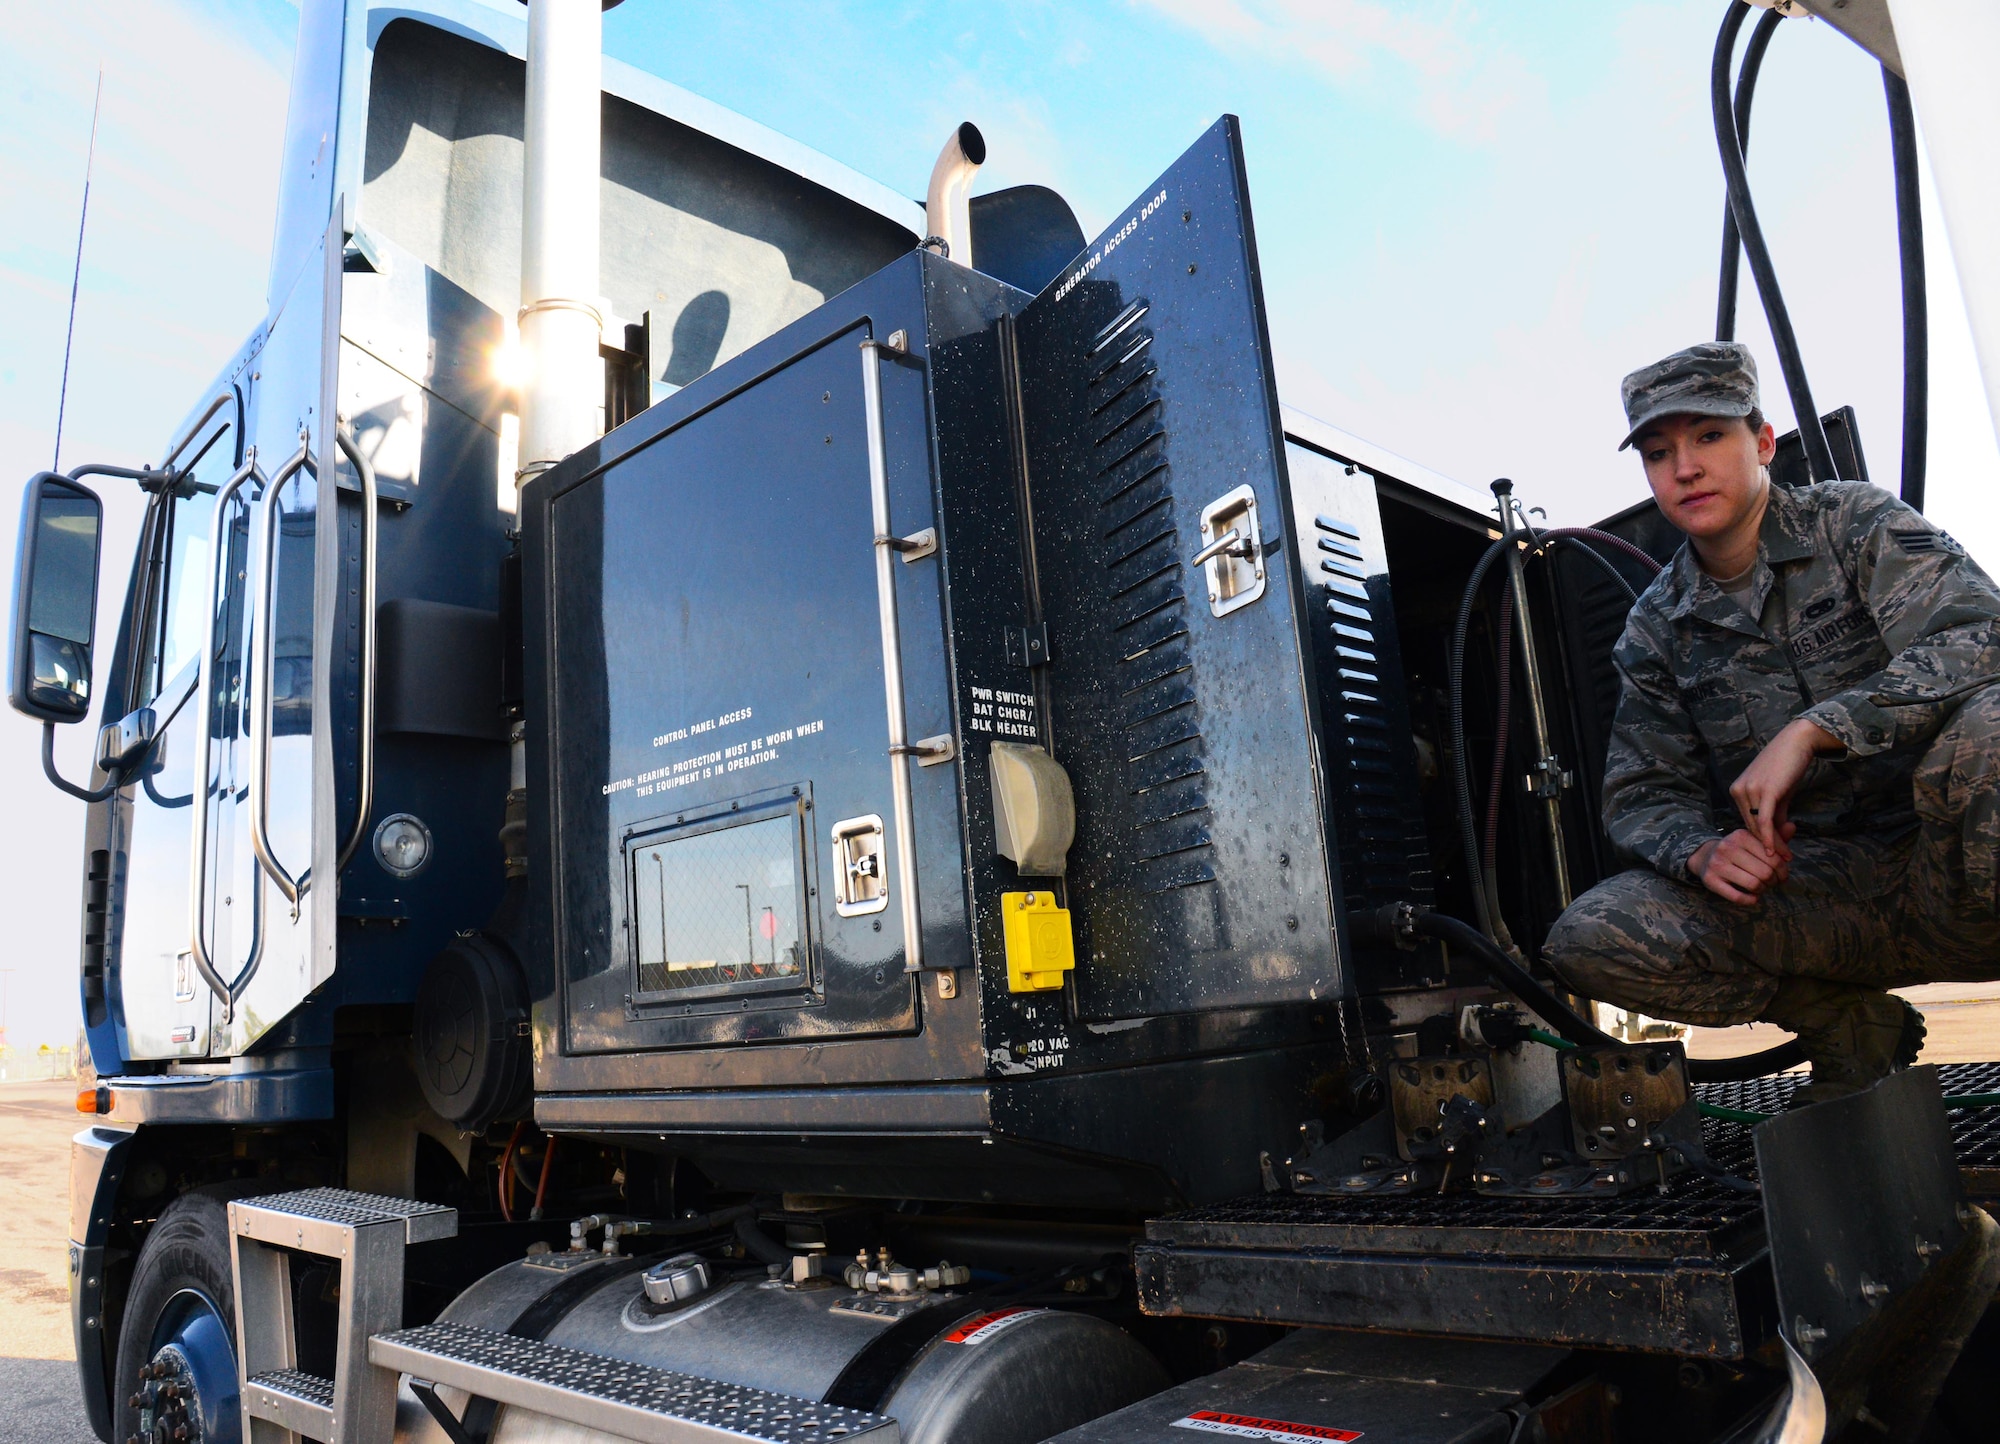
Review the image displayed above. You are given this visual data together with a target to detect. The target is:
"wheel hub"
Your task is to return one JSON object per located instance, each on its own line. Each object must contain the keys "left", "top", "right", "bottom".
{"left": 127, "top": 1348, "right": 198, "bottom": 1444}
{"left": 130, "top": 1286, "right": 241, "bottom": 1444}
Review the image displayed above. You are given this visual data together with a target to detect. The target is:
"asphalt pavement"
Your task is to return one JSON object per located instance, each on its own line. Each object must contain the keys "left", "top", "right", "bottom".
{"left": 0, "top": 1080, "right": 99, "bottom": 1442}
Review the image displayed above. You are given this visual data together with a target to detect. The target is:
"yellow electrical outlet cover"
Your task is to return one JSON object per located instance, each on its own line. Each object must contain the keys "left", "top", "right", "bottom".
{"left": 1001, "top": 891, "right": 1074, "bottom": 993}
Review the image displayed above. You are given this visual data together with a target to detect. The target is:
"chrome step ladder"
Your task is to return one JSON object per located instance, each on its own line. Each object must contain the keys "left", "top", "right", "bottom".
{"left": 229, "top": 1188, "right": 458, "bottom": 1444}
{"left": 370, "top": 1320, "right": 901, "bottom": 1443}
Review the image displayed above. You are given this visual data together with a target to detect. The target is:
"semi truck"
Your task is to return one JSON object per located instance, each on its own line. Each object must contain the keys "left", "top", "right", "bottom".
{"left": 15, "top": 2, "right": 2000, "bottom": 1442}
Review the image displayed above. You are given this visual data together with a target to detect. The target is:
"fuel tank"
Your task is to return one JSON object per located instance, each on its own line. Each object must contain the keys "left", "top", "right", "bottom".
{"left": 394, "top": 1252, "right": 1169, "bottom": 1444}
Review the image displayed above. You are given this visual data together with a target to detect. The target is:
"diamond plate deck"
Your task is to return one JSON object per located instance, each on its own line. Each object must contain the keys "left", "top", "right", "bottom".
{"left": 1134, "top": 1061, "right": 2000, "bottom": 1357}
{"left": 369, "top": 1320, "right": 899, "bottom": 1443}
{"left": 1702, "top": 1061, "right": 2000, "bottom": 1196}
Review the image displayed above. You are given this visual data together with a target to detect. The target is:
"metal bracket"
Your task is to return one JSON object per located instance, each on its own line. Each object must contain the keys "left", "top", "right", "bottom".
{"left": 878, "top": 527, "right": 937, "bottom": 563}
{"left": 899, "top": 734, "right": 957, "bottom": 768}
{"left": 1006, "top": 623, "right": 1052, "bottom": 668}
{"left": 1522, "top": 754, "right": 1572, "bottom": 799}
{"left": 410, "top": 1379, "right": 483, "bottom": 1444}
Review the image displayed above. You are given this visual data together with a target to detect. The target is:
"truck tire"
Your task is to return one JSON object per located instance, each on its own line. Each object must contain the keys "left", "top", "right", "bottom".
{"left": 112, "top": 1184, "right": 260, "bottom": 1444}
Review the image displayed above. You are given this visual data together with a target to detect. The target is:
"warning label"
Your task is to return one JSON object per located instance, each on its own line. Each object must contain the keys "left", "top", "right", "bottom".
{"left": 942, "top": 1308, "right": 1041, "bottom": 1346}
{"left": 1171, "top": 1412, "right": 1362, "bottom": 1442}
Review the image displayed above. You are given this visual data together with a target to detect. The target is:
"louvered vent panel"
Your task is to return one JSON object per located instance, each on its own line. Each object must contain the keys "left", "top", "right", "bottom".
{"left": 1313, "top": 512, "right": 1420, "bottom": 901}
{"left": 1089, "top": 300, "right": 1215, "bottom": 896}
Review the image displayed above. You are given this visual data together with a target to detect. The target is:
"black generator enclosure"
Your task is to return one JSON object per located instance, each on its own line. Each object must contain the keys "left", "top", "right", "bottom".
{"left": 520, "top": 119, "right": 1430, "bottom": 1208}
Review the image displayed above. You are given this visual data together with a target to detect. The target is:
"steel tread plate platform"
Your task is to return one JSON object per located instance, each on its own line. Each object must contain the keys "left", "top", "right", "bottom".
{"left": 1704, "top": 1061, "right": 2000, "bottom": 1195}
{"left": 369, "top": 1320, "right": 898, "bottom": 1443}
{"left": 1134, "top": 1061, "right": 2000, "bottom": 1357}
{"left": 1155, "top": 1062, "right": 2000, "bottom": 1258}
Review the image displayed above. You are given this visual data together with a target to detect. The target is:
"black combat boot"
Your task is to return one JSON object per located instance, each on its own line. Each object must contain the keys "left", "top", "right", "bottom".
{"left": 1758, "top": 977, "right": 1926, "bottom": 1106}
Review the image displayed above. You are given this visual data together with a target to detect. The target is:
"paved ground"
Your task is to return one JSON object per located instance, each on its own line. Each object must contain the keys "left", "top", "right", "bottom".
{"left": 0, "top": 1079, "right": 100, "bottom": 1443}
{"left": 1686, "top": 981, "right": 2000, "bottom": 1062}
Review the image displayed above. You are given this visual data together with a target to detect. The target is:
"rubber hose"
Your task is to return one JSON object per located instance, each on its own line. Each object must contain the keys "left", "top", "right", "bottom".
{"left": 1410, "top": 908, "right": 1810, "bottom": 1081}
{"left": 1710, "top": 1, "right": 1836, "bottom": 484}
{"left": 1685, "top": 1039, "right": 1808, "bottom": 1083}
{"left": 734, "top": 1212, "right": 794, "bottom": 1268}
{"left": 1716, "top": 6, "right": 1782, "bottom": 341}
{"left": 1529, "top": 526, "right": 1664, "bottom": 580}
{"left": 1448, "top": 536, "right": 1514, "bottom": 937}
{"left": 1884, "top": 66, "right": 1928, "bottom": 510}
{"left": 1409, "top": 910, "right": 1615, "bottom": 1048}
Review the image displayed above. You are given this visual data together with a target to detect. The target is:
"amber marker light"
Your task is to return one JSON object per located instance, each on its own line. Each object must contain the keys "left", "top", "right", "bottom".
{"left": 76, "top": 1085, "right": 111, "bottom": 1114}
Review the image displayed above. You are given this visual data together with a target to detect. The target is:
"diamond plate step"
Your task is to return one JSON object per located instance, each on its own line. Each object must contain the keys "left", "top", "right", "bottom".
{"left": 231, "top": 1189, "right": 458, "bottom": 1443}
{"left": 369, "top": 1320, "right": 901, "bottom": 1443}
{"left": 244, "top": 1368, "right": 336, "bottom": 1438}
{"left": 232, "top": 1186, "right": 458, "bottom": 1253}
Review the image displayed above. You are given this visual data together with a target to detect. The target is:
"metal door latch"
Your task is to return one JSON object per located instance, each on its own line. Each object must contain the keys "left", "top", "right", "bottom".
{"left": 830, "top": 815, "right": 889, "bottom": 916}
{"left": 1196, "top": 484, "right": 1267, "bottom": 617}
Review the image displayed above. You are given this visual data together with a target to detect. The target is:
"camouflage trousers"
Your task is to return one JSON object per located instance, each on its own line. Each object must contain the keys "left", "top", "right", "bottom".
{"left": 1546, "top": 685, "right": 2000, "bottom": 1027}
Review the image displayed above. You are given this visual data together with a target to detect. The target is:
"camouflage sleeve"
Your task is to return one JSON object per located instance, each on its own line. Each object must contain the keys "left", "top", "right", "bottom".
{"left": 1602, "top": 609, "right": 1716, "bottom": 882}
{"left": 1798, "top": 484, "right": 2000, "bottom": 756}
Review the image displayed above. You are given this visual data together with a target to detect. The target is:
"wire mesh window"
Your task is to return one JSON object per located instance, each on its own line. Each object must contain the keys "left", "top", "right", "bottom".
{"left": 630, "top": 811, "right": 808, "bottom": 997}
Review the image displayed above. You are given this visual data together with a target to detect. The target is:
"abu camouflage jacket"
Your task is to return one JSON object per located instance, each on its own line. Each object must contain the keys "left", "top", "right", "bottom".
{"left": 1604, "top": 480, "right": 2000, "bottom": 881}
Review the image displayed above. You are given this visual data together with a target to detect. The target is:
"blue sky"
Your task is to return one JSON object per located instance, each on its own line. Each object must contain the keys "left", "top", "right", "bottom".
{"left": 1, "top": 0, "right": 1995, "bottom": 1051}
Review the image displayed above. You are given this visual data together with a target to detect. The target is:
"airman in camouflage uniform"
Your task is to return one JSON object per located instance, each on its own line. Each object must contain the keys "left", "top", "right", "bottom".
{"left": 1544, "top": 342, "right": 2000, "bottom": 1099}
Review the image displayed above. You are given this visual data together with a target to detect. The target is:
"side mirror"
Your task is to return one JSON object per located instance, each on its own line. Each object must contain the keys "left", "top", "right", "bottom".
{"left": 9, "top": 473, "right": 104, "bottom": 724}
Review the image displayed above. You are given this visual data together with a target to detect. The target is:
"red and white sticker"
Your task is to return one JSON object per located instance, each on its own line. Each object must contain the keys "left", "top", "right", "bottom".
{"left": 1171, "top": 1411, "right": 1363, "bottom": 1442}
{"left": 942, "top": 1307, "right": 1042, "bottom": 1345}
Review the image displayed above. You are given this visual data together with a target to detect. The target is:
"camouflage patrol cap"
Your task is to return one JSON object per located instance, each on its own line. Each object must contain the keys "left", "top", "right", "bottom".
{"left": 1618, "top": 341, "right": 1760, "bottom": 450}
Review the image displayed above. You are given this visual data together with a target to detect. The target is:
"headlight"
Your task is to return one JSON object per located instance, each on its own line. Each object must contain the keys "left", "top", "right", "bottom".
{"left": 373, "top": 813, "right": 433, "bottom": 878}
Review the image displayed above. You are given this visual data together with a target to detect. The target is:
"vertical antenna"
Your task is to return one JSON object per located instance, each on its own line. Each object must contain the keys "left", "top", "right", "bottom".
{"left": 54, "top": 68, "right": 104, "bottom": 475}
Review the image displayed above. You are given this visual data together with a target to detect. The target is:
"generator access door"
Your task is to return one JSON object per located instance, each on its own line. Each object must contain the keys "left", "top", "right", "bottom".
{"left": 1015, "top": 117, "right": 1343, "bottom": 1020}
{"left": 542, "top": 308, "right": 945, "bottom": 1055}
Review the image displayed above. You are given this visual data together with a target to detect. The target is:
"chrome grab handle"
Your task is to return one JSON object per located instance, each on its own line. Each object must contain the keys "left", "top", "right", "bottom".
{"left": 859, "top": 331, "right": 930, "bottom": 975}
{"left": 1191, "top": 528, "right": 1253, "bottom": 569}
{"left": 160, "top": 390, "right": 237, "bottom": 475}
{"left": 333, "top": 425, "right": 379, "bottom": 873}
{"left": 187, "top": 452, "right": 267, "bottom": 1021}
{"left": 247, "top": 435, "right": 314, "bottom": 913}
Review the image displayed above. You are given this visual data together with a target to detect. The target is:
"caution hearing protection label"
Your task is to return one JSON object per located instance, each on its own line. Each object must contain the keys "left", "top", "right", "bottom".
{"left": 1171, "top": 1412, "right": 1363, "bottom": 1442}
{"left": 942, "top": 1308, "right": 1041, "bottom": 1345}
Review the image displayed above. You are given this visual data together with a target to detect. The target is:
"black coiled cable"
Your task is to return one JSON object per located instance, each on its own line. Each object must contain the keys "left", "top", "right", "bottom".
{"left": 1711, "top": 0, "right": 1836, "bottom": 484}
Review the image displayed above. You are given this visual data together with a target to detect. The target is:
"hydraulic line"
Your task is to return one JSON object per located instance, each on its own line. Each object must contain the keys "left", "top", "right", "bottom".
{"left": 1452, "top": 523, "right": 1664, "bottom": 940}
{"left": 499, "top": 1120, "right": 523, "bottom": 1222}
{"left": 1702, "top": 1092, "right": 2000, "bottom": 1125}
{"left": 1494, "top": 484, "right": 1573, "bottom": 911}
{"left": 1483, "top": 529, "right": 1662, "bottom": 886}
{"left": 1884, "top": 66, "right": 1928, "bottom": 509}
{"left": 531, "top": 1133, "right": 558, "bottom": 1221}
{"left": 1483, "top": 586, "right": 1515, "bottom": 891}
{"left": 1710, "top": 1, "right": 1836, "bottom": 484}
{"left": 1404, "top": 909, "right": 1616, "bottom": 1049}
{"left": 1716, "top": 6, "right": 1782, "bottom": 342}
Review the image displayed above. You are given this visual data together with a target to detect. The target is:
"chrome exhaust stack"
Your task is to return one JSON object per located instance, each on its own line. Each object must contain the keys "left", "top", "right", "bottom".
{"left": 517, "top": 0, "right": 605, "bottom": 492}
{"left": 923, "top": 121, "right": 986, "bottom": 267}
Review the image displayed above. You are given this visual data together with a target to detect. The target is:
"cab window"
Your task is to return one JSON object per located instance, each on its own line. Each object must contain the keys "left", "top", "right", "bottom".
{"left": 142, "top": 422, "right": 233, "bottom": 703}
